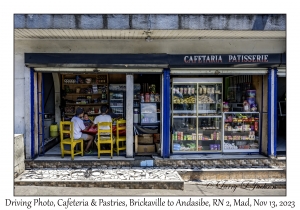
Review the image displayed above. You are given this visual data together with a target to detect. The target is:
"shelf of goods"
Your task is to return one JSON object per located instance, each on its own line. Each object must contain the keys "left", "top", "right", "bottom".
{"left": 62, "top": 74, "right": 109, "bottom": 117}
{"left": 109, "top": 84, "right": 141, "bottom": 118}
{"left": 171, "top": 78, "right": 223, "bottom": 153}
{"left": 223, "top": 112, "right": 260, "bottom": 153}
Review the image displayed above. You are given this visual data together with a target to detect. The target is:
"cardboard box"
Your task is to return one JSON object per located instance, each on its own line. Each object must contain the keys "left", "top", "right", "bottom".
{"left": 153, "top": 134, "right": 160, "bottom": 143}
{"left": 138, "top": 134, "right": 153, "bottom": 144}
{"left": 138, "top": 144, "right": 155, "bottom": 153}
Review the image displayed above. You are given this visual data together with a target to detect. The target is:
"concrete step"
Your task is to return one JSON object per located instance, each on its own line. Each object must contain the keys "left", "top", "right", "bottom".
{"left": 177, "top": 168, "right": 286, "bottom": 181}
{"left": 25, "top": 155, "right": 286, "bottom": 169}
{"left": 14, "top": 168, "right": 184, "bottom": 190}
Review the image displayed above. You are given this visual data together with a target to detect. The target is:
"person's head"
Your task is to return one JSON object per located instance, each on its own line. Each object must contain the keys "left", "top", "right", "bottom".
{"left": 83, "top": 113, "right": 89, "bottom": 120}
{"left": 100, "top": 105, "right": 109, "bottom": 114}
{"left": 75, "top": 107, "right": 84, "bottom": 118}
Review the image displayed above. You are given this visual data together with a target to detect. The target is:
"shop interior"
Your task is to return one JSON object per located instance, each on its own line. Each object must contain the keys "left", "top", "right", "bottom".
{"left": 41, "top": 73, "right": 162, "bottom": 157}
{"left": 39, "top": 72, "right": 276, "bottom": 157}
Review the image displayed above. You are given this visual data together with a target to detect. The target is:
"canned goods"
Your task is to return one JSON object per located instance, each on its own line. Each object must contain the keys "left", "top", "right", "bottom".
{"left": 191, "top": 88, "right": 195, "bottom": 94}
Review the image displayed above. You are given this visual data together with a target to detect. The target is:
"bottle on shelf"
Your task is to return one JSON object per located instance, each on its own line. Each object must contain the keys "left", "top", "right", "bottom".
{"left": 145, "top": 93, "right": 150, "bottom": 102}
{"left": 150, "top": 93, "right": 155, "bottom": 102}
{"left": 140, "top": 93, "right": 144, "bottom": 102}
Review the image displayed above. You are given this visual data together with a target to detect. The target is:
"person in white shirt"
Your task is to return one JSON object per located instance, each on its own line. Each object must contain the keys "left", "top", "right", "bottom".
{"left": 93, "top": 105, "right": 112, "bottom": 130}
{"left": 93, "top": 105, "right": 115, "bottom": 149}
{"left": 71, "top": 107, "right": 94, "bottom": 154}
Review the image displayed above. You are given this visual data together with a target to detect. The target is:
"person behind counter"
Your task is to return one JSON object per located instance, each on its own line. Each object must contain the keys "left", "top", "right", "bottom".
{"left": 71, "top": 107, "right": 94, "bottom": 154}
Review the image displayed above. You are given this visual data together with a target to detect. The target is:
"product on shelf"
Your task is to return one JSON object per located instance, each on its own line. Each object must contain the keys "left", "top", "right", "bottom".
{"left": 173, "top": 96, "right": 195, "bottom": 104}
{"left": 224, "top": 142, "right": 238, "bottom": 149}
{"left": 198, "top": 95, "right": 215, "bottom": 103}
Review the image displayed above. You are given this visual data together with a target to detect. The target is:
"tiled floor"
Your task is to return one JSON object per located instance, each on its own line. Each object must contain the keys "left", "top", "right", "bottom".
{"left": 45, "top": 142, "right": 126, "bottom": 157}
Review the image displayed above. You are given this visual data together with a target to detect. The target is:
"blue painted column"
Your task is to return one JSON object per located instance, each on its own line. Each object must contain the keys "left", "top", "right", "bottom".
{"left": 162, "top": 68, "right": 170, "bottom": 158}
{"left": 267, "top": 67, "right": 278, "bottom": 156}
{"left": 30, "top": 68, "right": 35, "bottom": 159}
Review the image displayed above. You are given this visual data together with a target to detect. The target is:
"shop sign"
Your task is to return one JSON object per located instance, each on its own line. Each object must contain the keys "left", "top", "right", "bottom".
{"left": 169, "top": 54, "right": 282, "bottom": 66}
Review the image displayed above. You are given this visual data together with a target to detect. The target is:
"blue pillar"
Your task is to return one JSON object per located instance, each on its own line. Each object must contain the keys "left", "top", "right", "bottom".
{"left": 274, "top": 67, "right": 278, "bottom": 156}
{"left": 162, "top": 68, "right": 170, "bottom": 158}
{"left": 267, "top": 68, "right": 278, "bottom": 156}
{"left": 30, "top": 68, "right": 35, "bottom": 159}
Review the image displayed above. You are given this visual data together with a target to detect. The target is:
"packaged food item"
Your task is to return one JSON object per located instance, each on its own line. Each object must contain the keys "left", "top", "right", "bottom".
{"left": 243, "top": 100, "right": 250, "bottom": 112}
{"left": 183, "top": 88, "right": 187, "bottom": 94}
{"left": 199, "top": 87, "right": 203, "bottom": 94}
{"left": 155, "top": 93, "right": 160, "bottom": 102}
{"left": 145, "top": 93, "right": 150, "bottom": 102}
{"left": 140, "top": 93, "right": 144, "bottom": 102}
{"left": 179, "top": 87, "right": 183, "bottom": 94}
{"left": 202, "top": 86, "right": 207, "bottom": 94}
{"left": 254, "top": 119, "right": 259, "bottom": 131}
{"left": 207, "top": 87, "right": 211, "bottom": 94}
{"left": 150, "top": 93, "right": 155, "bottom": 102}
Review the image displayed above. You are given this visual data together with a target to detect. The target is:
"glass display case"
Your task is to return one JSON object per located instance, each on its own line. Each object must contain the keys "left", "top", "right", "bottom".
{"left": 223, "top": 112, "right": 260, "bottom": 153}
{"left": 171, "top": 78, "right": 223, "bottom": 153}
{"left": 140, "top": 102, "right": 160, "bottom": 125}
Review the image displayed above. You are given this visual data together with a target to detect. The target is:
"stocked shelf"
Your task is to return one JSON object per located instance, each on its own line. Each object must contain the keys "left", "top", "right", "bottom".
{"left": 62, "top": 74, "right": 109, "bottom": 116}
{"left": 223, "top": 112, "right": 260, "bottom": 152}
{"left": 171, "top": 78, "right": 223, "bottom": 153}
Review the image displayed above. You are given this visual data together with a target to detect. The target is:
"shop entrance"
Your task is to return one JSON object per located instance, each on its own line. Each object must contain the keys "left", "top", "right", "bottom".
{"left": 38, "top": 71, "right": 162, "bottom": 158}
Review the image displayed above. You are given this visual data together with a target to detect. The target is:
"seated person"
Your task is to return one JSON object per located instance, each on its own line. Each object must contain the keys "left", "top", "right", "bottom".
{"left": 93, "top": 105, "right": 115, "bottom": 145}
{"left": 83, "top": 112, "right": 93, "bottom": 128}
{"left": 71, "top": 107, "right": 94, "bottom": 154}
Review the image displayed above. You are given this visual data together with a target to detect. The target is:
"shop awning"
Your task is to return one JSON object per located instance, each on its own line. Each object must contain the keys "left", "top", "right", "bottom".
{"left": 33, "top": 67, "right": 164, "bottom": 73}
